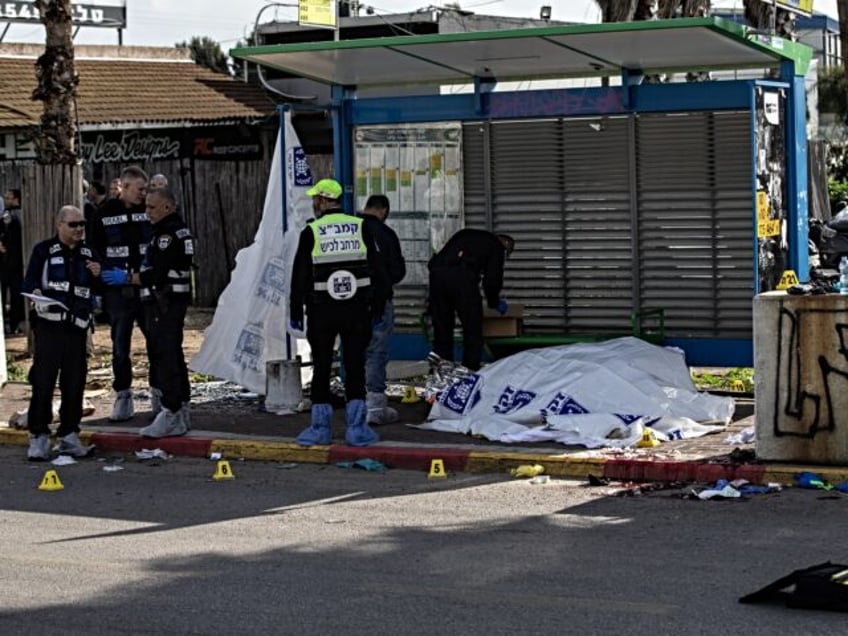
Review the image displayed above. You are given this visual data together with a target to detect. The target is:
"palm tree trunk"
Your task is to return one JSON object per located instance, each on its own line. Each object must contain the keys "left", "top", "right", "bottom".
{"left": 838, "top": 0, "right": 848, "bottom": 82}
{"left": 31, "top": 0, "right": 78, "bottom": 165}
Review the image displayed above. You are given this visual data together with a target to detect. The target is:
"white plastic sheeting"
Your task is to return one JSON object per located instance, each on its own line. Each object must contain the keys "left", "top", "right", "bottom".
{"left": 190, "top": 112, "right": 313, "bottom": 393}
{"left": 416, "top": 337, "right": 734, "bottom": 448}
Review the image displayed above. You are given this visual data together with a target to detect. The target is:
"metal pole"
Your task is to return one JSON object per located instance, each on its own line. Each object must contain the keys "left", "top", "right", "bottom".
{"left": 770, "top": 0, "right": 777, "bottom": 36}
{"left": 334, "top": 0, "right": 340, "bottom": 41}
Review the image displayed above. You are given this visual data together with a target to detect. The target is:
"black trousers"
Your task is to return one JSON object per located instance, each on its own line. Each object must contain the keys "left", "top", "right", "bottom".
{"left": 1, "top": 269, "right": 24, "bottom": 330}
{"left": 104, "top": 288, "right": 152, "bottom": 392}
{"left": 306, "top": 300, "right": 372, "bottom": 404}
{"left": 27, "top": 320, "right": 88, "bottom": 437}
{"left": 144, "top": 299, "right": 190, "bottom": 412}
{"left": 428, "top": 266, "right": 484, "bottom": 370}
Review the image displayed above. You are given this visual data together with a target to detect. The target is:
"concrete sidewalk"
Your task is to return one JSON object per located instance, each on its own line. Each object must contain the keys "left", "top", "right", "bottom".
{"left": 3, "top": 376, "right": 847, "bottom": 486}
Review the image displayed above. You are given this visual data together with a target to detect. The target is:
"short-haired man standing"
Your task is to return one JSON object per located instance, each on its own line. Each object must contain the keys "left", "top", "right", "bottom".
{"left": 289, "top": 179, "right": 390, "bottom": 447}
{"left": 91, "top": 166, "right": 153, "bottom": 421}
{"left": 149, "top": 174, "right": 168, "bottom": 189}
{"left": 23, "top": 205, "right": 100, "bottom": 460}
{"left": 1, "top": 188, "right": 24, "bottom": 334}
{"left": 359, "top": 194, "right": 405, "bottom": 425}
{"left": 103, "top": 187, "right": 194, "bottom": 437}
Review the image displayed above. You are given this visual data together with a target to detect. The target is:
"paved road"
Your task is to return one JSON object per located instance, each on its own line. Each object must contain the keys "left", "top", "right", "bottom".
{"left": 0, "top": 447, "right": 844, "bottom": 635}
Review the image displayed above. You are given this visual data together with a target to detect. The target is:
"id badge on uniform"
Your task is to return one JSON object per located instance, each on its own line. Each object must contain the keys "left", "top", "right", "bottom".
{"left": 327, "top": 269, "right": 357, "bottom": 300}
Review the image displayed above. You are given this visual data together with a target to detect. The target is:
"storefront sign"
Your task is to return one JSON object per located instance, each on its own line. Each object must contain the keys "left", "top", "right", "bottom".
{"left": 0, "top": 1, "right": 127, "bottom": 27}
{"left": 77, "top": 127, "right": 264, "bottom": 164}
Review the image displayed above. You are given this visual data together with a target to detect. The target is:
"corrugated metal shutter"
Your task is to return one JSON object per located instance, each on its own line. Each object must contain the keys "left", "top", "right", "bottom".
{"left": 460, "top": 111, "right": 753, "bottom": 340}
{"left": 463, "top": 117, "right": 634, "bottom": 334}
{"left": 636, "top": 111, "right": 753, "bottom": 338}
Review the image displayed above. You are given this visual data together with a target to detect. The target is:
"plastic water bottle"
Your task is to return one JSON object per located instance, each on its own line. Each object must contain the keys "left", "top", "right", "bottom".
{"left": 840, "top": 257, "right": 848, "bottom": 296}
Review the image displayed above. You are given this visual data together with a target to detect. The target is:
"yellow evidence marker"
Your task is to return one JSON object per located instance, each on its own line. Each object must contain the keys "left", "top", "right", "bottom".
{"left": 636, "top": 428, "right": 661, "bottom": 448}
{"left": 401, "top": 386, "right": 421, "bottom": 403}
{"left": 776, "top": 270, "right": 799, "bottom": 290}
{"left": 38, "top": 470, "right": 64, "bottom": 491}
{"left": 212, "top": 460, "right": 235, "bottom": 480}
{"left": 428, "top": 458, "right": 447, "bottom": 479}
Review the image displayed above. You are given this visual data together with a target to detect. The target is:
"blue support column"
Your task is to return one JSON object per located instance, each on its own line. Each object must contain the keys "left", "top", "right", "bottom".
{"left": 332, "top": 84, "right": 355, "bottom": 213}
{"left": 786, "top": 70, "right": 810, "bottom": 281}
{"left": 473, "top": 75, "right": 496, "bottom": 116}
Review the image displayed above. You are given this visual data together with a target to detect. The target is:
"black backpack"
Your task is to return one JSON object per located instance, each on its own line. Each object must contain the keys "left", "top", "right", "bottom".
{"left": 740, "top": 561, "right": 848, "bottom": 612}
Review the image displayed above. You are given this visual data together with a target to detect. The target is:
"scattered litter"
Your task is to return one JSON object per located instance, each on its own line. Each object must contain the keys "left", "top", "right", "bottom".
{"left": 587, "top": 474, "right": 610, "bottom": 487}
{"left": 423, "top": 354, "right": 473, "bottom": 403}
{"left": 614, "top": 481, "right": 689, "bottom": 497}
{"left": 209, "top": 452, "right": 222, "bottom": 460}
{"left": 509, "top": 464, "right": 544, "bottom": 478}
{"left": 724, "top": 426, "right": 755, "bottom": 445}
{"left": 277, "top": 463, "right": 299, "bottom": 469}
{"left": 102, "top": 465, "right": 124, "bottom": 472}
{"left": 728, "top": 448, "right": 757, "bottom": 463}
{"left": 795, "top": 471, "right": 833, "bottom": 491}
{"left": 135, "top": 448, "right": 171, "bottom": 460}
{"left": 189, "top": 381, "right": 262, "bottom": 405}
{"left": 9, "top": 401, "right": 95, "bottom": 427}
{"left": 529, "top": 475, "right": 550, "bottom": 485}
{"left": 336, "top": 458, "right": 387, "bottom": 472}
{"left": 51, "top": 455, "right": 77, "bottom": 466}
{"left": 7, "top": 409, "right": 27, "bottom": 429}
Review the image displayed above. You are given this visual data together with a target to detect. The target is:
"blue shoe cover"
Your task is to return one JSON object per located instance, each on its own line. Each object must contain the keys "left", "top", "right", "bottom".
{"left": 345, "top": 399, "right": 379, "bottom": 447}
{"left": 296, "top": 403, "right": 333, "bottom": 446}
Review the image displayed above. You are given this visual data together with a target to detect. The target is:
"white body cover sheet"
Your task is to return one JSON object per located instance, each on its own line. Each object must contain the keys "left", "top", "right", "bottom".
{"left": 418, "top": 337, "right": 734, "bottom": 448}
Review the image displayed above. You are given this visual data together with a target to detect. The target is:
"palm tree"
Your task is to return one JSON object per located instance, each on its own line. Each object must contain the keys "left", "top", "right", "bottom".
{"left": 743, "top": 0, "right": 796, "bottom": 39}
{"left": 838, "top": 1, "right": 848, "bottom": 81}
{"left": 31, "top": 0, "right": 78, "bottom": 164}
{"left": 594, "top": 0, "right": 712, "bottom": 81}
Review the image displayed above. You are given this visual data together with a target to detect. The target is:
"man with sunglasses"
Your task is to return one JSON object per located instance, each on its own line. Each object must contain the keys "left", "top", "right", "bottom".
{"left": 90, "top": 165, "right": 153, "bottom": 422}
{"left": 23, "top": 205, "right": 101, "bottom": 461}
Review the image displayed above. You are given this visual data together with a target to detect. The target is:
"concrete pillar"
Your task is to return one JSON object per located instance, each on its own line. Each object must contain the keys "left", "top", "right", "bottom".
{"left": 754, "top": 291, "right": 848, "bottom": 464}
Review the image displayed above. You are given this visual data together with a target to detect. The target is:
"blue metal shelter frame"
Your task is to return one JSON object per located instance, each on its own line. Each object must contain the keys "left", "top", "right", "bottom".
{"left": 235, "top": 17, "right": 814, "bottom": 367}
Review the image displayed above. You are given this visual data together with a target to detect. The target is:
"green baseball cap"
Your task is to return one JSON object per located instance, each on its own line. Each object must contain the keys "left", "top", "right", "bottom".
{"left": 306, "top": 178, "right": 343, "bottom": 199}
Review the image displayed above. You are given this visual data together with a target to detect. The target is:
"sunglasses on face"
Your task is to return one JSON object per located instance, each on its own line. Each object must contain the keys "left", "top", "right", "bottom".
{"left": 66, "top": 221, "right": 86, "bottom": 228}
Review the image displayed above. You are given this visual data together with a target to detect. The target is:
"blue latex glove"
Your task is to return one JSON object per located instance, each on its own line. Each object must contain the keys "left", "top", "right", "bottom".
{"left": 496, "top": 299, "right": 509, "bottom": 315}
{"left": 102, "top": 268, "right": 129, "bottom": 286}
{"left": 289, "top": 319, "right": 304, "bottom": 332}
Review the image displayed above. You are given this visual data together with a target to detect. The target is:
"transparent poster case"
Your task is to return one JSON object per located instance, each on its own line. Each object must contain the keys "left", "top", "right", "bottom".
{"left": 353, "top": 123, "right": 463, "bottom": 286}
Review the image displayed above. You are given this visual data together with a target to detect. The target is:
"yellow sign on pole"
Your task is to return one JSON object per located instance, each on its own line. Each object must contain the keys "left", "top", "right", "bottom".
{"left": 775, "top": 1, "right": 814, "bottom": 17}
{"left": 298, "top": 0, "right": 337, "bottom": 29}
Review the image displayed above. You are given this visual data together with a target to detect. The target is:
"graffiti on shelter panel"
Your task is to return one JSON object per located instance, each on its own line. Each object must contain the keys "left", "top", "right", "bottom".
{"left": 772, "top": 305, "right": 848, "bottom": 437}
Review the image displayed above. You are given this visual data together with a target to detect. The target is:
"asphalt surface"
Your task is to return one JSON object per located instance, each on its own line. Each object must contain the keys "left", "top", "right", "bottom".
{"left": 0, "top": 446, "right": 846, "bottom": 635}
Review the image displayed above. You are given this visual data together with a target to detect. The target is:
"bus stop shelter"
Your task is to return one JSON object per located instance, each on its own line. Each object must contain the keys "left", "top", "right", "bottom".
{"left": 231, "top": 17, "right": 813, "bottom": 367}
